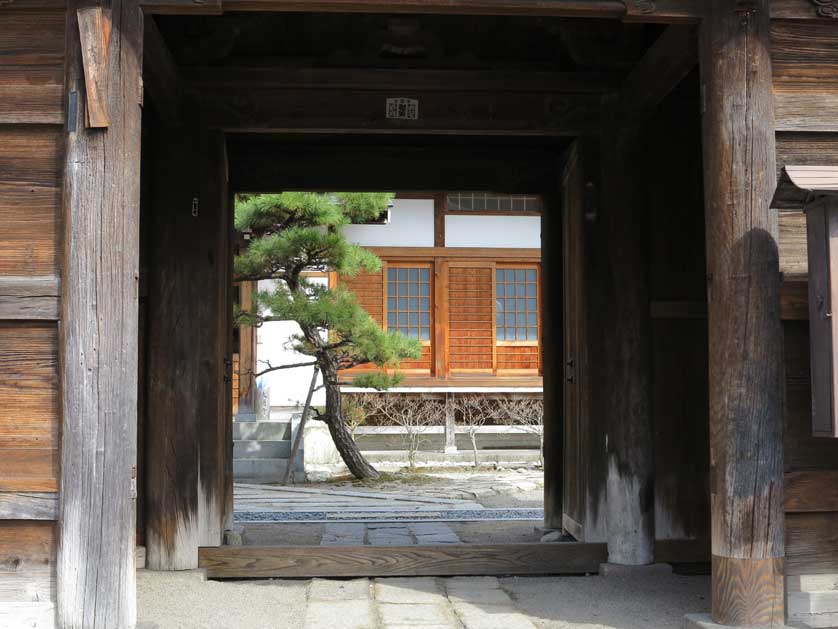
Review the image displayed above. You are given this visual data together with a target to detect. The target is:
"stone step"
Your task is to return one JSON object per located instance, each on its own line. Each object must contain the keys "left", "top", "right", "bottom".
{"left": 233, "top": 439, "right": 292, "bottom": 460}
{"left": 362, "top": 449, "right": 542, "bottom": 465}
{"left": 788, "top": 611, "right": 838, "bottom": 629}
{"left": 233, "top": 458, "right": 304, "bottom": 484}
{"left": 788, "top": 591, "right": 838, "bottom": 616}
{"left": 233, "top": 421, "right": 292, "bottom": 441}
{"left": 788, "top": 574, "right": 838, "bottom": 593}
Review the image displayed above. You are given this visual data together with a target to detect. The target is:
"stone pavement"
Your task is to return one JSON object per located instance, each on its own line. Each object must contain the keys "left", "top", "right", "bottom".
{"left": 137, "top": 568, "right": 711, "bottom": 628}
{"left": 305, "top": 576, "right": 536, "bottom": 629}
{"left": 320, "top": 522, "right": 462, "bottom": 546}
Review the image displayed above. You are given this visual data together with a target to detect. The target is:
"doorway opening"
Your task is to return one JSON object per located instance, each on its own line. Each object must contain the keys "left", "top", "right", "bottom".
{"left": 136, "top": 9, "right": 710, "bottom": 580}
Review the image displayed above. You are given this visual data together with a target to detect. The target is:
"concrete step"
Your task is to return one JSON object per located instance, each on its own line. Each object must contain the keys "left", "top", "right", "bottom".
{"left": 787, "top": 611, "right": 838, "bottom": 629}
{"left": 788, "top": 591, "right": 838, "bottom": 616}
{"left": 233, "top": 421, "right": 292, "bottom": 441}
{"left": 362, "top": 449, "right": 541, "bottom": 465}
{"left": 269, "top": 407, "right": 303, "bottom": 422}
{"left": 233, "top": 458, "right": 304, "bottom": 484}
{"left": 234, "top": 439, "right": 291, "bottom": 460}
{"left": 789, "top": 574, "right": 838, "bottom": 593}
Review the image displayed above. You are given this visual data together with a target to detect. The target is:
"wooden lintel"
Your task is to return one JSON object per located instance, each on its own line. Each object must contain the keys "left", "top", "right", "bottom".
{"left": 142, "top": 0, "right": 624, "bottom": 17}
{"left": 186, "top": 67, "right": 617, "bottom": 94}
{"left": 199, "top": 542, "right": 608, "bottom": 578}
{"left": 136, "top": 0, "right": 837, "bottom": 20}
{"left": 0, "top": 276, "right": 60, "bottom": 320}
{"left": 77, "top": 5, "right": 111, "bottom": 128}
{"left": 622, "top": 0, "right": 701, "bottom": 23}
{"left": 0, "top": 492, "right": 58, "bottom": 521}
{"left": 198, "top": 86, "right": 601, "bottom": 135}
{"left": 618, "top": 25, "right": 698, "bottom": 121}
{"left": 143, "top": 15, "right": 182, "bottom": 124}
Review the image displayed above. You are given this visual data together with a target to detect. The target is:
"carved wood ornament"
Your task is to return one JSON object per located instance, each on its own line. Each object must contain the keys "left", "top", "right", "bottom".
{"left": 813, "top": 0, "right": 838, "bottom": 18}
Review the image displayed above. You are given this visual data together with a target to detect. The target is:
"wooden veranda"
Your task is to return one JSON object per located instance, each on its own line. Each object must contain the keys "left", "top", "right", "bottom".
{"left": 1, "top": 1, "right": 838, "bottom": 628}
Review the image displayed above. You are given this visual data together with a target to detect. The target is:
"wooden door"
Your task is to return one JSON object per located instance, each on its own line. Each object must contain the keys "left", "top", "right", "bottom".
{"left": 561, "top": 142, "right": 587, "bottom": 540}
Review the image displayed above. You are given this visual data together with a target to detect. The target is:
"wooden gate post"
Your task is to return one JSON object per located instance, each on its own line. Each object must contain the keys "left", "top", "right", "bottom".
{"left": 602, "top": 126, "right": 654, "bottom": 566}
{"left": 700, "top": 1, "right": 785, "bottom": 625}
{"left": 59, "top": 1, "right": 143, "bottom": 626}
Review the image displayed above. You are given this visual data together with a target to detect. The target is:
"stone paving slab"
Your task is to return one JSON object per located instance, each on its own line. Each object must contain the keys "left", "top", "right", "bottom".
{"left": 378, "top": 602, "right": 458, "bottom": 626}
{"left": 308, "top": 578, "right": 370, "bottom": 602}
{"left": 303, "top": 599, "right": 373, "bottom": 629}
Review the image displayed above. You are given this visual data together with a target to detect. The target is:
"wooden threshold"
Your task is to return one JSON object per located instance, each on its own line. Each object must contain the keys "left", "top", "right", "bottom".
{"left": 199, "top": 542, "right": 608, "bottom": 579}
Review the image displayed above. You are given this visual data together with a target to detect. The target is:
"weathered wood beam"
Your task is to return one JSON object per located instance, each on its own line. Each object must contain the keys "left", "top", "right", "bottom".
{"left": 602, "top": 125, "right": 654, "bottom": 566}
{"left": 142, "top": 0, "right": 624, "bottom": 17}
{"left": 198, "top": 85, "right": 602, "bottom": 135}
{"left": 785, "top": 470, "right": 838, "bottom": 513}
{"left": 700, "top": 0, "right": 785, "bottom": 626}
{"left": 187, "top": 67, "right": 617, "bottom": 94}
{"left": 59, "top": 0, "right": 143, "bottom": 626}
{"left": 771, "top": 0, "right": 838, "bottom": 19}
{"left": 618, "top": 25, "right": 697, "bottom": 122}
{"left": 145, "top": 117, "right": 202, "bottom": 571}
{"left": 228, "top": 142, "right": 560, "bottom": 194}
{"left": 541, "top": 190, "right": 563, "bottom": 530}
{"left": 0, "top": 277, "right": 60, "bottom": 320}
{"left": 0, "top": 492, "right": 58, "bottom": 520}
{"left": 76, "top": 5, "right": 111, "bottom": 128}
{"left": 197, "top": 130, "right": 231, "bottom": 547}
{"left": 143, "top": 15, "right": 182, "bottom": 124}
{"left": 622, "top": 0, "right": 700, "bottom": 23}
{"left": 199, "top": 542, "right": 609, "bottom": 579}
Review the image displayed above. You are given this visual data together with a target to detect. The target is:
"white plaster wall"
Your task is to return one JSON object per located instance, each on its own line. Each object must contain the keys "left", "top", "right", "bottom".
{"left": 445, "top": 215, "right": 541, "bottom": 249}
{"left": 342, "top": 199, "right": 434, "bottom": 247}
{"left": 256, "top": 278, "right": 326, "bottom": 408}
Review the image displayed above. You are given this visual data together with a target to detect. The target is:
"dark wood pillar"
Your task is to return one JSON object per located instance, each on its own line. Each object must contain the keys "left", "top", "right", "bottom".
{"left": 59, "top": 1, "right": 143, "bottom": 626}
{"left": 145, "top": 117, "right": 202, "bottom": 570}
{"left": 542, "top": 190, "right": 564, "bottom": 530}
{"left": 197, "top": 131, "right": 232, "bottom": 547}
{"left": 602, "top": 126, "right": 654, "bottom": 566}
{"left": 700, "top": 1, "right": 784, "bottom": 625}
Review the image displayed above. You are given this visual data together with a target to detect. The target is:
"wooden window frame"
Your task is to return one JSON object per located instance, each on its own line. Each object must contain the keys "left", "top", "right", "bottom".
{"left": 494, "top": 263, "right": 541, "bottom": 348}
{"left": 443, "top": 192, "right": 543, "bottom": 217}
{"left": 383, "top": 260, "right": 434, "bottom": 375}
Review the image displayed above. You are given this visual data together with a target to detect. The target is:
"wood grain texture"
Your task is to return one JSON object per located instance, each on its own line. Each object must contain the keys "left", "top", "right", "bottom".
{"left": 541, "top": 189, "right": 563, "bottom": 530}
{"left": 785, "top": 471, "right": 838, "bottom": 513}
{"left": 145, "top": 117, "right": 202, "bottom": 571}
{"left": 786, "top": 512, "right": 838, "bottom": 576}
{"left": 448, "top": 265, "right": 494, "bottom": 371}
{"left": 0, "top": 325, "right": 59, "bottom": 493}
{"left": 700, "top": 1, "right": 785, "bottom": 623}
{"left": 772, "top": 20, "right": 838, "bottom": 133}
{"left": 76, "top": 6, "right": 111, "bottom": 128}
{"left": 199, "top": 542, "right": 608, "bottom": 579}
{"left": 145, "top": 0, "right": 624, "bottom": 17}
{"left": 0, "top": 492, "right": 58, "bottom": 520}
{"left": 0, "top": 277, "right": 60, "bottom": 320}
{"left": 58, "top": 1, "right": 142, "bottom": 626}
{"left": 601, "top": 125, "right": 654, "bottom": 566}
{"left": 197, "top": 130, "right": 231, "bottom": 548}
{"left": 0, "top": 126, "right": 63, "bottom": 276}
{"left": 804, "top": 199, "right": 838, "bottom": 437}
{"left": 199, "top": 87, "right": 602, "bottom": 136}
{"left": 0, "top": 10, "right": 64, "bottom": 125}
{"left": 781, "top": 280, "right": 809, "bottom": 320}
{"left": 0, "top": 521, "right": 55, "bottom": 604}
{"left": 711, "top": 555, "right": 785, "bottom": 626}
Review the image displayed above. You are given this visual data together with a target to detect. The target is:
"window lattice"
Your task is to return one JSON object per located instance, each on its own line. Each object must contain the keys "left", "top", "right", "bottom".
{"left": 386, "top": 267, "right": 431, "bottom": 341}
{"left": 447, "top": 193, "right": 541, "bottom": 213}
{"left": 496, "top": 268, "right": 538, "bottom": 342}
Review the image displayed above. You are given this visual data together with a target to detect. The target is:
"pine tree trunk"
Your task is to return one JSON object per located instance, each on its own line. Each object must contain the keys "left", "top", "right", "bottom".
{"left": 322, "top": 366, "right": 380, "bottom": 480}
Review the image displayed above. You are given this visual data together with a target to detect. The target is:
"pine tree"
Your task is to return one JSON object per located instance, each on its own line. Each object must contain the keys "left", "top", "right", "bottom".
{"left": 234, "top": 192, "right": 421, "bottom": 479}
